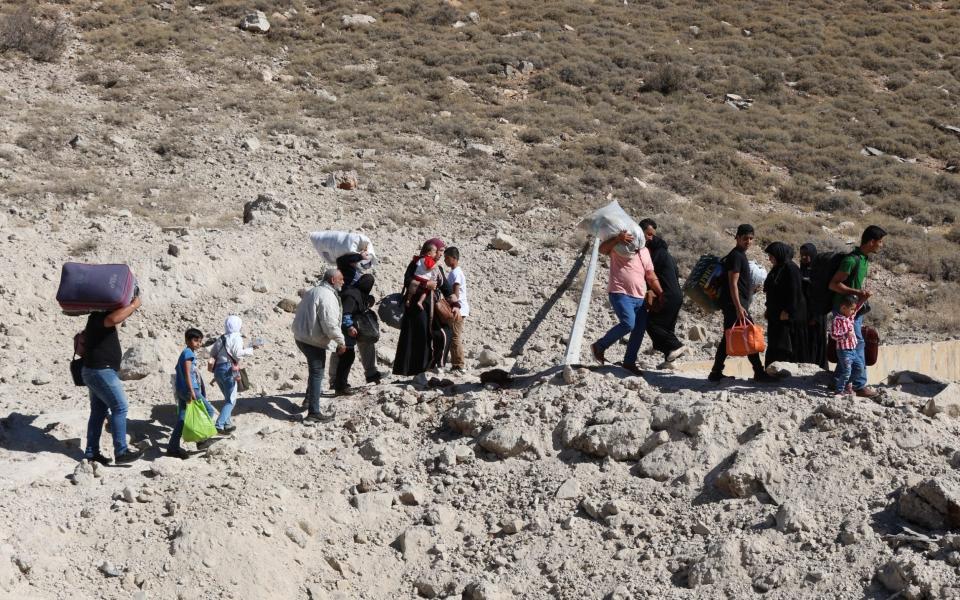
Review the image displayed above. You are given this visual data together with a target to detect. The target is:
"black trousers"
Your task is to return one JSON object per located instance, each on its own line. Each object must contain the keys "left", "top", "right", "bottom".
{"left": 332, "top": 347, "right": 356, "bottom": 392}
{"left": 712, "top": 306, "right": 764, "bottom": 375}
{"left": 645, "top": 300, "right": 683, "bottom": 356}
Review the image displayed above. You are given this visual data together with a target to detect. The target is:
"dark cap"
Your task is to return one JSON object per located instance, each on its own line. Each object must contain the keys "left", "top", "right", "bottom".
{"left": 736, "top": 224, "right": 755, "bottom": 237}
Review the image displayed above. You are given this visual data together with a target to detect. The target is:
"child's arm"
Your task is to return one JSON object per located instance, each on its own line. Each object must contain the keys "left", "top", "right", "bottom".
{"left": 183, "top": 359, "right": 195, "bottom": 402}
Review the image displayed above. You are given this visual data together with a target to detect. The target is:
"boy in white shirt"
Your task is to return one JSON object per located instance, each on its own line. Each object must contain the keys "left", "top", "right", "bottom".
{"left": 444, "top": 247, "right": 470, "bottom": 373}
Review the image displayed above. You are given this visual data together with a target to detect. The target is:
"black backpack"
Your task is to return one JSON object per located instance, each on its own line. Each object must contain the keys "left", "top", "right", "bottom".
{"left": 809, "top": 251, "right": 861, "bottom": 316}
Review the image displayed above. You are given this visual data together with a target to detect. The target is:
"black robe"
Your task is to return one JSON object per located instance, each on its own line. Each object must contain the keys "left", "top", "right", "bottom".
{"left": 392, "top": 260, "right": 454, "bottom": 376}
{"left": 763, "top": 253, "right": 810, "bottom": 367}
{"left": 645, "top": 236, "right": 683, "bottom": 354}
{"left": 800, "top": 264, "right": 828, "bottom": 369}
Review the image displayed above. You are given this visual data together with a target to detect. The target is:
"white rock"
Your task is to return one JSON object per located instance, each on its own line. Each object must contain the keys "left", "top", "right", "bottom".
{"left": 489, "top": 232, "right": 519, "bottom": 252}
{"left": 241, "top": 137, "right": 261, "bottom": 152}
{"left": 341, "top": 14, "right": 376, "bottom": 28}
{"left": 555, "top": 478, "right": 580, "bottom": 500}
{"left": 477, "top": 425, "right": 538, "bottom": 459}
{"left": 923, "top": 383, "right": 960, "bottom": 418}
{"left": 398, "top": 526, "right": 433, "bottom": 561}
{"left": 500, "top": 517, "right": 524, "bottom": 534}
{"left": 477, "top": 349, "right": 501, "bottom": 368}
{"left": 240, "top": 11, "right": 270, "bottom": 33}
{"left": 119, "top": 344, "right": 166, "bottom": 381}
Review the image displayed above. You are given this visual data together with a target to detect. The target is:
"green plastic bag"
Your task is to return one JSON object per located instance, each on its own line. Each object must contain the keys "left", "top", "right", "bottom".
{"left": 182, "top": 397, "right": 216, "bottom": 443}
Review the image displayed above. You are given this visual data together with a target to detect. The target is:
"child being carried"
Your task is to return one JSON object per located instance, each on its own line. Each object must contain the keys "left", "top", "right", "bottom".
{"left": 406, "top": 250, "right": 440, "bottom": 310}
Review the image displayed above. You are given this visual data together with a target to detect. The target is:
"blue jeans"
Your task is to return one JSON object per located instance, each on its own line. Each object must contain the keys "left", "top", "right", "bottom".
{"left": 596, "top": 293, "right": 648, "bottom": 365}
{"left": 296, "top": 341, "right": 327, "bottom": 415}
{"left": 168, "top": 390, "right": 216, "bottom": 450}
{"left": 833, "top": 348, "right": 864, "bottom": 393}
{"left": 852, "top": 314, "right": 868, "bottom": 390}
{"left": 82, "top": 367, "right": 130, "bottom": 457}
{"left": 213, "top": 362, "right": 238, "bottom": 429}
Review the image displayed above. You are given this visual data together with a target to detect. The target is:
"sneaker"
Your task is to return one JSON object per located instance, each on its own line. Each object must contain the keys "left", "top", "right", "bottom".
{"left": 196, "top": 438, "right": 216, "bottom": 450}
{"left": 221, "top": 423, "right": 237, "bottom": 433}
{"left": 665, "top": 346, "right": 688, "bottom": 362}
{"left": 334, "top": 387, "right": 357, "bottom": 397}
{"left": 85, "top": 452, "right": 112, "bottom": 466}
{"left": 365, "top": 371, "right": 385, "bottom": 384}
{"left": 114, "top": 448, "right": 143, "bottom": 464}
{"left": 753, "top": 372, "right": 779, "bottom": 383}
{"left": 621, "top": 362, "right": 643, "bottom": 376}
{"left": 304, "top": 411, "right": 335, "bottom": 424}
{"left": 165, "top": 447, "right": 190, "bottom": 460}
{"left": 590, "top": 342, "right": 606, "bottom": 365}
{"left": 708, "top": 371, "right": 733, "bottom": 382}
{"left": 854, "top": 386, "right": 880, "bottom": 398}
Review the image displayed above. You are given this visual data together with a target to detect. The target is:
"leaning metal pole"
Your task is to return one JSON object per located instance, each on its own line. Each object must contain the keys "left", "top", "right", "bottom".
{"left": 562, "top": 236, "right": 600, "bottom": 382}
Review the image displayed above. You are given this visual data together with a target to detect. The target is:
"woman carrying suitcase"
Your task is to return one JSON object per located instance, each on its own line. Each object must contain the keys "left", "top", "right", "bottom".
{"left": 81, "top": 292, "right": 144, "bottom": 465}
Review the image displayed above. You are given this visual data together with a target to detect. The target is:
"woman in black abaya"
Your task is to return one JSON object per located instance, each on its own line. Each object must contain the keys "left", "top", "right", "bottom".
{"left": 393, "top": 239, "right": 456, "bottom": 376}
{"left": 799, "top": 243, "right": 828, "bottom": 369}
{"left": 763, "top": 242, "right": 809, "bottom": 367}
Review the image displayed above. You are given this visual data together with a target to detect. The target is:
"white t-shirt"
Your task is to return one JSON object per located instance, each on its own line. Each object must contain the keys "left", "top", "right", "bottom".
{"left": 446, "top": 267, "right": 470, "bottom": 317}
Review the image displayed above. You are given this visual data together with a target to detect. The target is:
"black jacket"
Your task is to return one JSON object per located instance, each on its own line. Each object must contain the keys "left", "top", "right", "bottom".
{"left": 647, "top": 236, "right": 681, "bottom": 304}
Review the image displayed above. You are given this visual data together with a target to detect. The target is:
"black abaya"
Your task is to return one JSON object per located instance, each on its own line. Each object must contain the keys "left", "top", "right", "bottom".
{"left": 763, "top": 243, "right": 810, "bottom": 367}
{"left": 392, "top": 262, "right": 453, "bottom": 376}
{"left": 644, "top": 236, "right": 683, "bottom": 356}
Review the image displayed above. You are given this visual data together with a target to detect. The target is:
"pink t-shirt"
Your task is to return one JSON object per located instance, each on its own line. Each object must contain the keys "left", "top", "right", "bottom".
{"left": 608, "top": 247, "right": 654, "bottom": 298}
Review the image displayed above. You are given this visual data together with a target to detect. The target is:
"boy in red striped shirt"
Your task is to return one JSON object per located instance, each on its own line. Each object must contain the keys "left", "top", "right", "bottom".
{"left": 830, "top": 295, "right": 865, "bottom": 398}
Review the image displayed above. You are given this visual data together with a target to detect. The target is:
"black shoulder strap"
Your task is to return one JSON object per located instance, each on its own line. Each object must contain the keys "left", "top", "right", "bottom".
{"left": 220, "top": 335, "right": 238, "bottom": 365}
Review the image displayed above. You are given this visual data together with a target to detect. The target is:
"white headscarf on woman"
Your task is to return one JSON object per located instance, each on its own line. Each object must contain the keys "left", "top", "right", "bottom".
{"left": 214, "top": 315, "right": 253, "bottom": 364}
{"left": 225, "top": 315, "right": 243, "bottom": 335}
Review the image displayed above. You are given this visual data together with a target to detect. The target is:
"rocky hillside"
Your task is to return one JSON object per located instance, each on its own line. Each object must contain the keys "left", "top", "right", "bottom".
{"left": 1, "top": 2, "right": 960, "bottom": 599}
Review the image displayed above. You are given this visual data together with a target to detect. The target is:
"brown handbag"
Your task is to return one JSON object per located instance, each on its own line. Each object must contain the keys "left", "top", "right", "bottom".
{"left": 434, "top": 296, "right": 456, "bottom": 325}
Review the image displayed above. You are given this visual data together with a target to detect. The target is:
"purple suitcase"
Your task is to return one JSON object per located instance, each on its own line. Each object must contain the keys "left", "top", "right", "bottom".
{"left": 56, "top": 263, "right": 136, "bottom": 315}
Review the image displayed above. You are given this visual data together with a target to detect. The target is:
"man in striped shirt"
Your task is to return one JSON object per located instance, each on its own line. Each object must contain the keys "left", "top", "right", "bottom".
{"left": 830, "top": 295, "right": 865, "bottom": 397}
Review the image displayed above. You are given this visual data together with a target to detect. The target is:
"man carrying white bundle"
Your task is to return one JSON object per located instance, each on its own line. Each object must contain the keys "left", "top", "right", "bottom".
{"left": 590, "top": 230, "right": 665, "bottom": 376}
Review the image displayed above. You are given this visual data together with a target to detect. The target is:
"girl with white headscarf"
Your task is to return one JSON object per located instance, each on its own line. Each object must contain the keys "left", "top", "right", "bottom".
{"left": 208, "top": 315, "right": 256, "bottom": 433}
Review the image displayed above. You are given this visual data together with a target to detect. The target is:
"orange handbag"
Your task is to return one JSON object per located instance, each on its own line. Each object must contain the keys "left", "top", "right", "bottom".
{"left": 725, "top": 317, "right": 766, "bottom": 356}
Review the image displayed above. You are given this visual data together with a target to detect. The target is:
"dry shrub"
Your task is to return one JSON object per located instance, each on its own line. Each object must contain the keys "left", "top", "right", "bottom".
{"left": 641, "top": 63, "right": 691, "bottom": 94}
{"left": 0, "top": 7, "right": 69, "bottom": 62}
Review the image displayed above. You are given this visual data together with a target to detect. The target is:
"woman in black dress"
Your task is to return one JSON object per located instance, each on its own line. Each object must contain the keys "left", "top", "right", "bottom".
{"left": 640, "top": 220, "right": 687, "bottom": 366}
{"left": 763, "top": 242, "right": 809, "bottom": 367}
{"left": 393, "top": 239, "right": 457, "bottom": 376}
{"left": 799, "top": 243, "right": 828, "bottom": 369}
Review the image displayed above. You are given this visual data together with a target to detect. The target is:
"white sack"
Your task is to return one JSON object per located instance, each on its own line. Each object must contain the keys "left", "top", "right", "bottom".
{"left": 577, "top": 200, "right": 643, "bottom": 257}
{"left": 308, "top": 231, "right": 378, "bottom": 268}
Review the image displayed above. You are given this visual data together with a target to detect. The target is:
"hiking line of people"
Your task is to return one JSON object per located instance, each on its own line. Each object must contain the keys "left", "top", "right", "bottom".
{"left": 588, "top": 213, "right": 887, "bottom": 400}
{"left": 68, "top": 217, "right": 884, "bottom": 465}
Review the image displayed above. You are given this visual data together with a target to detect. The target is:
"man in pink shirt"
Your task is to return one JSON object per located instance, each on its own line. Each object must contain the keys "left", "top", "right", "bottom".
{"left": 591, "top": 230, "right": 664, "bottom": 375}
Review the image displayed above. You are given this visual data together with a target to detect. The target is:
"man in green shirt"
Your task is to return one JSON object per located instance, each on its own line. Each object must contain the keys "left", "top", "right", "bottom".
{"left": 828, "top": 225, "right": 886, "bottom": 398}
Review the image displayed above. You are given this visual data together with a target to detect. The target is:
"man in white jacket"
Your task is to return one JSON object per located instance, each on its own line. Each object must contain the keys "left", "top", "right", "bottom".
{"left": 292, "top": 268, "right": 346, "bottom": 422}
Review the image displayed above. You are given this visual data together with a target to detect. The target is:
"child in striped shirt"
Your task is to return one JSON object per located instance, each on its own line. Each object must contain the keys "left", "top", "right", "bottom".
{"left": 830, "top": 295, "right": 865, "bottom": 398}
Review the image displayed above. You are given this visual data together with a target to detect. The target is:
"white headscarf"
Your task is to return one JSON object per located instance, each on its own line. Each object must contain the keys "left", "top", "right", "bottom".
{"left": 225, "top": 315, "right": 242, "bottom": 335}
